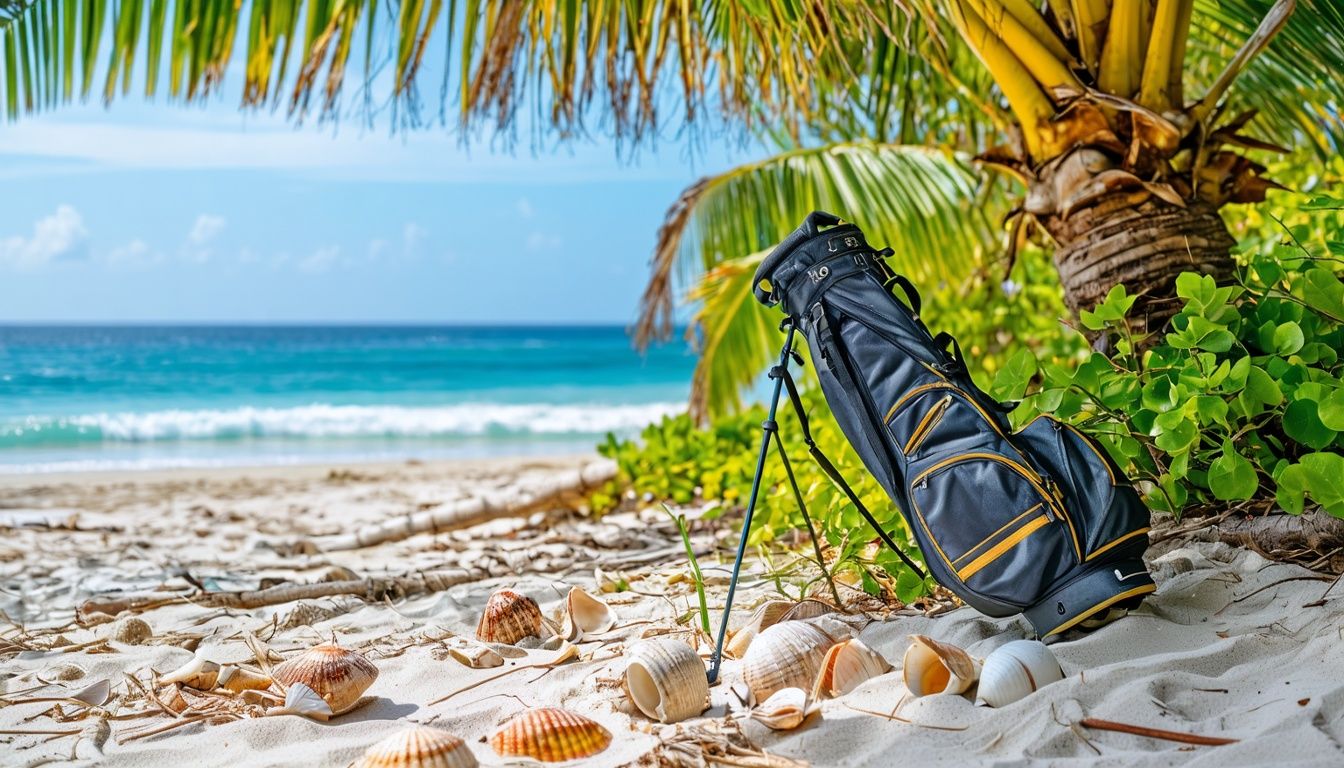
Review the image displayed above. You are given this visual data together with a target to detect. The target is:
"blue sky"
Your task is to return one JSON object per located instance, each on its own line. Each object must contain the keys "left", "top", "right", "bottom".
{"left": 0, "top": 92, "right": 761, "bottom": 324}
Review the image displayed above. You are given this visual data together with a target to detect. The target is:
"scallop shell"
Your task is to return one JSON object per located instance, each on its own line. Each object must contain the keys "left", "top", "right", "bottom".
{"left": 216, "top": 665, "right": 273, "bottom": 693}
{"left": 356, "top": 725, "right": 479, "bottom": 768}
{"left": 489, "top": 707, "right": 612, "bottom": 762}
{"left": 751, "top": 687, "right": 813, "bottom": 731}
{"left": 974, "top": 640, "right": 1064, "bottom": 708}
{"left": 902, "top": 635, "right": 980, "bottom": 696}
{"left": 813, "top": 638, "right": 892, "bottom": 698}
{"left": 107, "top": 616, "right": 153, "bottom": 645}
{"left": 475, "top": 588, "right": 544, "bottom": 645}
{"left": 779, "top": 599, "right": 838, "bottom": 623}
{"left": 271, "top": 644, "right": 378, "bottom": 715}
{"left": 560, "top": 587, "right": 615, "bottom": 641}
{"left": 725, "top": 600, "right": 792, "bottom": 659}
{"left": 742, "top": 620, "right": 840, "bottom": 704}
{"left": 625, "top": 638, "right": 709, "bottom": 723}
{"left": 159, "top": 652, "right": 220, "bottom": 690}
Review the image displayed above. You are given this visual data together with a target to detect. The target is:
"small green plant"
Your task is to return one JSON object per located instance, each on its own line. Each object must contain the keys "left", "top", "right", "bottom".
{"left": 664, "top": 504, "right": 712, "bottom": 635}
{"left": 994, "top": 202, "right": 1344, "bottom": 519}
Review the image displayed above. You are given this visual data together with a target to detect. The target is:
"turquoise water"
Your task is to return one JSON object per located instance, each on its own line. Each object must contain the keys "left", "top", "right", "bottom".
{"left": 0, "top": 325, "right": 693, "bottom": 473}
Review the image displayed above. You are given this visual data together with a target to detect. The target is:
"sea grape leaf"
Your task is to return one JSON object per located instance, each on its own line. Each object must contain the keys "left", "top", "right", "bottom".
{"left": 1208, "top": 443, "right": 1258, "bottom": 501}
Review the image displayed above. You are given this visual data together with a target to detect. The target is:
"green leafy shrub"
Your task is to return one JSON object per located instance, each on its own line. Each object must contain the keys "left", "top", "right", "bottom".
{"left": 994, "top": 198, "right": 1344, "bottom": 519}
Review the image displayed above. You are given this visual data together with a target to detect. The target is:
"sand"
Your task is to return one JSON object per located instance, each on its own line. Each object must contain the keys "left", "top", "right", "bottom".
{"left": 2, "top": 456, "right": 1342, "bottom": 767}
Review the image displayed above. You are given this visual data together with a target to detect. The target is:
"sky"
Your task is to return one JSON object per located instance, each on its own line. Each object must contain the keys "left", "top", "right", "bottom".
{"left": 0, "top": 83, "right": 761, "bottom": 325}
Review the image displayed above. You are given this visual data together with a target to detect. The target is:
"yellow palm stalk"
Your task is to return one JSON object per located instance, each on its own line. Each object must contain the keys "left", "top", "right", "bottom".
{"left": 1098, "top": 0, "right": 1143, "bottom": 97}
{"left": 963, "top": 0, "right": 1081, "bottom": 91}
{"left": 1137, "top": 0, "right": 1191, "bottom": 111}
{"left": 1070, "top": 0, "right": 1110, "bottom": 73}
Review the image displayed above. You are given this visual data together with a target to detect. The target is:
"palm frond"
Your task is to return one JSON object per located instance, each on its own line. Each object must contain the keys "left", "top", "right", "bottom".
{"left": 650, "top": 142, "right": 1001, "bottom": 418}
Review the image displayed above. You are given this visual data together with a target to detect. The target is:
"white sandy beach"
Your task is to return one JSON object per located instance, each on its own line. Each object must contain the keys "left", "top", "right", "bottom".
{"left": 1, "top": 456, "right": 1342, "bottom": 767}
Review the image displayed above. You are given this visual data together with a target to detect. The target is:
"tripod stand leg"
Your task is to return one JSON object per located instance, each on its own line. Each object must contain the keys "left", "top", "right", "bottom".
{"left": 706, "top": 324, "right": 796, "bottom": 684}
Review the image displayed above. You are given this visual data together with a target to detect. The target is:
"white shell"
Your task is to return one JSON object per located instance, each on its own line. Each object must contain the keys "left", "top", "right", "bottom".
{"left": 724, "top": 600, "right": 792, "bottom": 659}
{"left": 271, "top": 644, "right": 379, "bottom": 715}
{"left": 216, "top": 665, "right": 273, "bottom": 693}
{"left": 812, "top": 638, "right": 892, "bottom": 698}
{"left": 445, "top": 638, "right": 505, "bottom": 669}
{"left": 750, "top": 687, "right": 813, "bottom": 731}
{"left": 974, "top": 640, "right": 1064, "bottom": 708}
{"left": 269, "top": 681, "right": 333, "bottom": 721}
{"left": 624, "top": 639, "right": 709, "bottom": 723}
{"left": 901, "top": 635, "right": 980, "bottom": 696}
{"left": 742, "top": 621, "right": 839, "bottom": 704}
{"left": 159, "top": 652, "right": 220, "bottom": 690}
{"left": 356, "top": 725, "right": 480, "bottom": 768}
{"left": 561, "top": 587, "right": 615, "bottom": 641}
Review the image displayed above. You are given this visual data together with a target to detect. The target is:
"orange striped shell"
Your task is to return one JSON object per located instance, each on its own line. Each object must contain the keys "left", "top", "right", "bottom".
{"left": 475, "top": 588, "right": 543, "bottom": 645}
{"left": 356, "top": 725, "right": 479, "bottom": 768}
{"left": 489, "top": 708, "right": 611, "bottom": 762}
{"left": 271, "top": 644, "right": 379, "bottom": 715}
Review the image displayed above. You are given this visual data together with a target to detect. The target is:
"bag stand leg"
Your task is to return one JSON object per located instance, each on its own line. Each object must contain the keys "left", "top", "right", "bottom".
{"left": 706, "top": 321, "right": 798, "bottom": 684}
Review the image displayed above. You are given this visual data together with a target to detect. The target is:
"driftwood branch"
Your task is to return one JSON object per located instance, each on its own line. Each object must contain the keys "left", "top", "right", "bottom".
{"left": 303, "top": 459, "right": 617, "bottom": 552}
{"left": 1079, "top": 717, "right": 1239, "bottom": 746}
{"left": 80, "top": 569, "right": 478, "bottom": 621}
{"left": 1214, "top": 508, "right": 1344, "bottom": 556}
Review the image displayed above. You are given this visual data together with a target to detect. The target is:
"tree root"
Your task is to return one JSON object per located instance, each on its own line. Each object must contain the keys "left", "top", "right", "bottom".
{"left": 79, "top": 569, "right": 478, "bottom": 622}
{"left": 1213, "top": 509, "right": 1344, "bottom": 573}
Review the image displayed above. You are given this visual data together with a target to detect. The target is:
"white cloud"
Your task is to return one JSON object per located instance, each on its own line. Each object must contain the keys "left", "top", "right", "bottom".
{"left": 367, "top": 239, "right": 388, "bottom": 259}
{"left": 0, "top": 205, "right": 89, "bottom": 269}
{"left": 297, "top": 245, "right": 340, "bottom": 274}
{"left": 402, "top": 222, "right": 427, "bottom": 256}
{"left": 103, "top": 238, "right": 158, "bottom": 267}
{"left": 525, "top": 231, "right": 562, "bottom": 252}
{"left": 516, "top": 197, "right": 535, "bottom": 218}
{"left": 183, "top": 213, "right": 226, "bottom": 262}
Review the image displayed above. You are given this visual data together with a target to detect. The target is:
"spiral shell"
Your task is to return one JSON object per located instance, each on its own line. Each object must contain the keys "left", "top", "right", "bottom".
{"left": 813, "top": 638, "right": 892, "bottom": 698}
{"left": 902, "top": 635, "right": 980, "bottom": 697}
{"left": 625, "top": 638, "right": 709, "bottom": 723}
{"left": 560, "top": 587, "right": 615, "bottom": 641}
{"left": 271, "top": 644, "right": 378, "bottom": 715}
{"left": 725, "top": 600, "right": 792, "bottom": 659}
{"left": 216, "top": 665, "right": 273, "bottom": 693}
{"left": 356, "top": 725, "right": 479, "bottom": 768}
{"left": 489, "top": 708, "right": 611, "bottom": 762}
{"left": 742, "top": 620, "right": 840, "bottom": 704}
{"left": 159, "top": 652, "right": 220, "bottom": 690}
{"left": 475, "top": 588, "right": 544, "bottom": 645}
{"left": 974, "top": 640, "right": 1064, "bottom": 708}
{"left": 751, "top": 687, "right": 813, "bottom": 731}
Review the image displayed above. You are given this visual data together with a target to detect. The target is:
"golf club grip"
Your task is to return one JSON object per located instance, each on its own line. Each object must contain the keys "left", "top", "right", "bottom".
{"left": 753, "top": 211, "right": 842, "bottom": 306}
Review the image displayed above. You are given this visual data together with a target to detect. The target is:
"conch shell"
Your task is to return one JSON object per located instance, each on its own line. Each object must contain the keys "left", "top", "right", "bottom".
{"left": 489, "top": 707, "right": 611, "bottom": 762}
{"left": 159, "top": 652, "right": 220, "bottom": 690}
{"left": 974, "top": 640, "right": 1064, "bottom": 708}
{"left": 216, "top": 665, "right": 273, "bottom": 693}
{"left": 356, "top": 725, "right": 479, "bottom": 768}
{"left": 725, "top": 600, "right": 792, "bottom": 659}
{"left": 560, "top": 587, "right": 615, "bottom": 641}
{"left": 475, "top": 588, "right": 544, "bottom": 645}
{"left": 902, "top": 635, "right": 980, "bottom": 696}
{"left": 271, "top": 643, "right": 378, "bottom": 715}
{"left": 742, "top": 620, "right": 841, "bottom": 704}
{"left": 751, "top": 687, "right": 814, "bottom": 731}
{"left": 813, "top": 638, "right": 892, "bottom": 698}
{"left": 624, "top": 638, "right": 709, "bottom": 723}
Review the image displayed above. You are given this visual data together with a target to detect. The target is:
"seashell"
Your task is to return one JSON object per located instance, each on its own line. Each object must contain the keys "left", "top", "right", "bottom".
{"left": 156, "top": 685, "right": 189, "bottom": 714}
{"left": 475, "top": 588, "right": 544, "bottom": 645}
{"left": 812, "top": 638, "right": 892, "bottom": 698}
{"left": 216, "top": 665, "right": 273, "bottom": 693}
{"left": 560, "top": 587, "right": 615, "bottom": 641}
{"left": 974, "top": 640, "right": 1065, "bottom": 708}
{"left": 356, "top": 725, "right": 479, "bottom": 768}
{"left": 725, "top": 600, "right": 792, "bottom": 659}
{"left": 107, "top": 616, "right": 153, "bottom": 645}
{"left": 159, "top": 652, "right": 220, "bottom": 690}
{"left": 271, "top": 644, "right": 378, "bottom": 715}
{"left": 625, "top": 638, "right": 709, "bottom": 723}
{"left": 47, "top": 663, "right": 86, "bottom": 682}
{"left": 445, "top": 638, "right": 504, "bottom": 669}
{"left": 269, "top": 681, "right": 332, "bottom": 721}
{"left": 742, "top": 620, "right": 840, "bottom": 704}
{"left": 779, "top": 599, "right": 838, "bottom": 623}
{"left": 489, "top": 707, "right": 611, "bottom": 762}
{"left": 751, "top": 687, "right": 814, "bottom": 731}
{"left": 902, "top": 635, "right": 980, "bottom": 696}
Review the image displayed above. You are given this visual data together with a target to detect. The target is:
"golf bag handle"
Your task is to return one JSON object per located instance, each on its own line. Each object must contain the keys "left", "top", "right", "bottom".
{"left": 753, "top": 211, "right": 843, "bottom": 306}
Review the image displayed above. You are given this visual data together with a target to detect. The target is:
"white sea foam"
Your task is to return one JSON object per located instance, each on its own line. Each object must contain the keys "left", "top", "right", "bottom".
{"left": 5, "top": 402, "right": 684, "bottom": 443}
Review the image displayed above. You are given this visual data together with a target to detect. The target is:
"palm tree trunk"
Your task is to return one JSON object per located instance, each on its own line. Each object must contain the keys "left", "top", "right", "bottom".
{"left": 1040, "top": 194, "right": 1237, "bottom": 336}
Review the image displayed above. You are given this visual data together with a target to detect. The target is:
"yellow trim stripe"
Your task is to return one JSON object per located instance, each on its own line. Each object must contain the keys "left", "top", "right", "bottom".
{"left": 957, "top": 515, "right": 1050, "bottom": 581}
{"left": 902, "top": 395, "right": 951, "bottom": 454}
{"left": 885, "top": 381, "right": 954, "bottom": 422}
{"left": 1045, "top": 584, "right": 1157, "bottom": 637}
{"left": 1086, "top": 527, "right": 1151, "bottom": 561}
{"left": 952, "top": 504, "right": 1044, "bottom": 566}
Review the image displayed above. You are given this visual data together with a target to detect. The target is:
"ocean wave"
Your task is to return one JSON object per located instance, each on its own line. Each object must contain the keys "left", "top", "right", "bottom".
{"left": 0, "top": 402, "right": 683, "bottom": 446}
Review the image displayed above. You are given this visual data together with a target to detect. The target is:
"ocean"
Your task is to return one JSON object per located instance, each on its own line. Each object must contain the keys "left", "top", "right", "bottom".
{"left": 0, "top": 325, "right": 693, "bottom": 474}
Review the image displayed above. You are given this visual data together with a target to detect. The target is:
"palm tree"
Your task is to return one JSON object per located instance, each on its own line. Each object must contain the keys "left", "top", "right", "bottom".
{"left": 1, "top": 1, "right": 1340, "bottom": 417}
